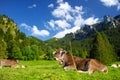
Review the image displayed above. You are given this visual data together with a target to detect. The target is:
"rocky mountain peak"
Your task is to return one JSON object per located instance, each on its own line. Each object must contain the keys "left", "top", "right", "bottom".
{"left": 70, "top": 14, "right": 120, "bottom": 40}
{"left": 104, "top": 15, "right": 120, "bottom": 28}
{"left": 104, "top": 15, "right": 113, "bottom": 24}
{"left": 114, "top": 15, "right": 120, "bottom": 22}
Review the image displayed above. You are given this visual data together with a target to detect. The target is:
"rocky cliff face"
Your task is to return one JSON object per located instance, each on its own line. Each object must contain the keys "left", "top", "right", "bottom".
{"left": 73, "top": 15, "right": 120, "bottom": 40}
{"left": 114, "top": 15, "right": 120, "bottom": 22}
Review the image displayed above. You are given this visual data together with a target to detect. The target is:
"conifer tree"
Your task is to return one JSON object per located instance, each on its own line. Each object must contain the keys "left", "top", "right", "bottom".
{"left": 101, "top": 32, "right": 117, "bottom": 63}
{"left": 90, "top": 32, "right": 117, "bottom": 64}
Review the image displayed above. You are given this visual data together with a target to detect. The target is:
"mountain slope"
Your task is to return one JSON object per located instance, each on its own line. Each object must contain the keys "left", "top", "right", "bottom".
{"left": 0, "top": 15, "right": 54, "bottom": 60}
{"left": 46, "top": 15, "right": 120, "bottom": 60}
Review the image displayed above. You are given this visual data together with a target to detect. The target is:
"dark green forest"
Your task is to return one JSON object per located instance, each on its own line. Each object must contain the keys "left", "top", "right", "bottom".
{"left": 0, "top": 15, "right": 54, "bottom": 60}
{"left": 0, "top": 14, "right": 120, "bottom": 64}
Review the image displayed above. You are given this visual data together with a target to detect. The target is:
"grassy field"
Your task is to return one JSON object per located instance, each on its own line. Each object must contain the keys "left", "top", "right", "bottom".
{"left": 0, "top": 60, "right": 120, "bottom": 80}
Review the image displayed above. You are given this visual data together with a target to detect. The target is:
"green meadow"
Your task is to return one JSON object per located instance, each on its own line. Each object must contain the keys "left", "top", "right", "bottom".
{"left": 0, "top": 60, "right": 120, "bottom": 80}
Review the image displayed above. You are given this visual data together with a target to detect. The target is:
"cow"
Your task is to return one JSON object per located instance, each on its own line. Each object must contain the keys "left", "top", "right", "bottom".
{"left": 111, "top": 64, "right": 120, "bottom": 68}
{"left": 0, "top": 59, "right": 19, "bottom": 68}
{"left": 53, "top": 48, "right": 108, "bottom": 74}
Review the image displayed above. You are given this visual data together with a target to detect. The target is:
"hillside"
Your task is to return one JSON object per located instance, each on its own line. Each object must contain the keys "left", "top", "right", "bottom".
{"left": 0, "top": 14, "right": 120, "bottom": 62}
{"left": 0, "top": 15, "right": 53, "bottom": 60}
{"left": 46, "top": 15, "right": 120, "bottom": 61}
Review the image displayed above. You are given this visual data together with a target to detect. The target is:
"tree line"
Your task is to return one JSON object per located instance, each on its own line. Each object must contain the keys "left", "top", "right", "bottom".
{"left": 0, "top": 15, "right": 54, "bottom": 60}
{"left": 0, "top": 15, "right": 119, "bottom": 64}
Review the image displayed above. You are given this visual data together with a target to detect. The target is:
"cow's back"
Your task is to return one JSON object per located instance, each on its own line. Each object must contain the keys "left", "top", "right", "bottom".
{"left": 0, "top": 59, "right": 19, "bottom": 67}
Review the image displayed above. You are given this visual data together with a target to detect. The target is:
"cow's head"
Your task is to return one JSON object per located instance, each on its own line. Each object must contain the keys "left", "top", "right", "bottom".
{"left": 53, "top": 48, "right": 66, "bottom": 64}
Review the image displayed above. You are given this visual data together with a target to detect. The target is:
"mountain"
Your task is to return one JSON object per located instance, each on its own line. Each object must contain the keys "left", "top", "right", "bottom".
{"left": 0, "top": 14, "right": 120, "bottom": 61}
{"left": 46, "top": 14, "right": 120, "bottom": 60}
{"left": 73, "top": 15, "right": 120, "bottom": 40}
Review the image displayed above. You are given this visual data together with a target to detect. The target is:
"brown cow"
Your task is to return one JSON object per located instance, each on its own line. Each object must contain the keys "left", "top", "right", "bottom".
{"left": 0, "top": 59, "right": 19, "bottom": 68}
{"left": 53, "top": 48, "right": 108, "bottom": 74}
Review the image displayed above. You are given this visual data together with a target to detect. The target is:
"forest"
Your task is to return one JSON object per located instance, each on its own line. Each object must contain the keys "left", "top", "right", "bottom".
{"left": 0, "top": 14, "right": 120, "bottom": 65}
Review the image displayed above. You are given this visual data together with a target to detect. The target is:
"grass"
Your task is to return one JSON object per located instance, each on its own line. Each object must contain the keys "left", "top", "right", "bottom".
{"left": 0, "top": 60, "right": 120, "bottom": 80}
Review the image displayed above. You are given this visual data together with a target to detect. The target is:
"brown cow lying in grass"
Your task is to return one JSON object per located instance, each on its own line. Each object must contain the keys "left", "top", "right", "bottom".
{"left": 0, "top": 59, "right": 19, "bottom": 68}
{"left": 53, "top": 48, "right": 108, "bottom": 74}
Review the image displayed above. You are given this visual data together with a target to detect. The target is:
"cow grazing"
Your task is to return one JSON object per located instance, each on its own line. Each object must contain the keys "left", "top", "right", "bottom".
{"left": 53, "top": 48, "right": 108, "bottom": 74}
{"left": 0, "top": 59, "right": 19, "bottom": 68}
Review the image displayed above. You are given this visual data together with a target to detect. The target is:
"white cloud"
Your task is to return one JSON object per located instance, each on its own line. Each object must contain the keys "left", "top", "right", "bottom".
{"left": 84, "top": 17, "right": 99, "bottom": 25}
{"left": 53, "top": 30, "right": 68, "bottom": 38}
{"left": 52, "top": 2, "right": 73, "bottom": 21}
{"left": 48, "top": 3, "right": 54, "bottom": 8}
{"left": 48, "top": 20, "right": 55, "bottom": 28}
{"left": 20, "top": 23, "right": 49, "bottom": 37}
{"left": 47, "top": 0, "right": 99, "bottom": 38}
{"left": 28, "top": 4, "right": 37, "bottom": 8}
{"left": 100, "top": 0, "right": 120, "bottom": 10}
{"left": 48, "top": 19, "right": 71, "bottom": 30}
{"left": 54, "top": 26, "right": 80, "bottom": 38}
{"left": 57, "top": 0, "right": 63, "bottom": 3}
{"left": 74, "top": 15, "right": 84, "bottom": 26}
{"left": 20, "top": 23, "right": 31, "bottom": 30}
{"left": 55, "top": 20, "right": 71, "bottom": 29}
{"left": 53, "top": 16, "right": 99, "bottom": 38}
{"left": 73, "top": 6, "right": 84, "bottom": 15}
{"left": 100, "top": 0, "right": 118, "bottom": 6}
{"left": 32, "top": 26, "right": 50, "bottom": 37}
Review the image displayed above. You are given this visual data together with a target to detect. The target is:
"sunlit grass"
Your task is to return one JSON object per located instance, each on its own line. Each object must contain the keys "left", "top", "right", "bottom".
{"left": 0, "top": 60, "right": 120, "bottom": 80}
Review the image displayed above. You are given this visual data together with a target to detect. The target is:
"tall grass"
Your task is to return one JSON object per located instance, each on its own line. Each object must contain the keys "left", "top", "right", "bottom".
{"left": 0, "top": 60, "right": 120, "bottom": 80}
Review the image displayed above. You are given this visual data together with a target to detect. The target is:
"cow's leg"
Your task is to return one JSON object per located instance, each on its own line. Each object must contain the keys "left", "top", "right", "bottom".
{"left": 78, "top": 70, "right": 88, "bottom": 73}
{"left": 0, "top": 66, "right": 2, "bottom": 69}
{"left": 11, "top": 65, "right": 16, "bottom": 68}
{"left": 64, "top": 65, "right": 76, "bottom": 70}
{"left": 88, "top": 68, "right": 94, "bottom": 74}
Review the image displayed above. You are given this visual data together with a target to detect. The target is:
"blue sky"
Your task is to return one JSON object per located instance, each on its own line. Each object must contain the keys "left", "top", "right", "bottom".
{"left": 0, "top": 0, "right": 120, "bottom": 41}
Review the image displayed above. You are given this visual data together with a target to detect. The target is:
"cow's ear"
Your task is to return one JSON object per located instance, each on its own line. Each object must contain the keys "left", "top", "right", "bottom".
{"left": 53, "top": 51, "right": 56, "bottom": 54}
{"left": 60, "top": 50, "right": 65, "bottom": 56}
{"left": 63, "top": 50, "right": 67, "bottom": 54}
{"left": 59, "top": 48, "right": 63, "bottom": 51}
{"left": 60, "top": 50, "right": 66, "bottom": 56}
{"left": 61, "top": 52, "right": 64, "bottom": 56}
{"left": 16, "top": 60, "right": 19, "bottom": 63}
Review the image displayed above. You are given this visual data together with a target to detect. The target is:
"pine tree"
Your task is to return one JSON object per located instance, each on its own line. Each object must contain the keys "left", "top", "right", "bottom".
{"left": 101, "top": 32, "right": 117, "bottom": 63}
{"left": 90, "top": 32, "right": 117, "bottom": 64}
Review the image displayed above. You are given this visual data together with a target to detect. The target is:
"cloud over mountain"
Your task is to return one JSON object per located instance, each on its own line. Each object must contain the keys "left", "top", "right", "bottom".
{"left": 46, "top": 0, "right": 99, "bottom": 38}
